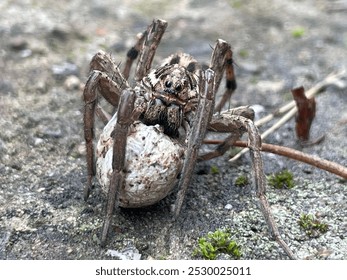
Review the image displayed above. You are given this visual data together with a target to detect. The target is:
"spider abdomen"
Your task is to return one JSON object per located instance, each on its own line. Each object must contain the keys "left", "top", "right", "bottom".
{"left": 96, "top": 114, "right": 184, "bottom": 208}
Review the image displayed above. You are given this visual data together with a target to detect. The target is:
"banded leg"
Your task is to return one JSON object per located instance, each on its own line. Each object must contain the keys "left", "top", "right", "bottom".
{"left": 83, "top": 77, "right": 97, "bottom": 201}
{"left": 134, "top": 19, "right": 168, "bottom": 82}
{"left": 200, "top": 112, "right": 296, "bottom": 259}
{"left": 209, "top": 39, "right": 237, "bottom": 112}
{"left": 122, "top": 19, "right": 168, "bottom": 82}
{"left": 100, "top": 89, "right": 137, "bottom": 247}
{"left": 243, "top": 117, "right": 295, "bottom": 259}
{"left": 123, "top": 32, "right": 146, "bottom": 80}
{"left": 89, "top": 51, "right": 129, "bottom": 107}
{"left": 173, "top": 69, "right": 216, "bottom": 217}
{"left": 83, "top": 53, "right": 129, "bottom": 201}
{"left": 198, "top": 106, "right": 254, "bottom": 161}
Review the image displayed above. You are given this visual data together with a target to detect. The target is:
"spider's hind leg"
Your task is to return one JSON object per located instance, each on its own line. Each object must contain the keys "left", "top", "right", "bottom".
{"left": 209, "top": 39, "right": 237, "bottom": 112}
{"left": 122, "top": 19, "right": 168, "bottom": 82}
{"left": 243, "top": 117, "right": 296, "bottom": 259}
{"left": 200, "top": 110, "right": 296, "bottom": 259}
{"left": 198, "top": 106, "right": 254, "bottom": 161}
{"left": 173, "top": 69, "right": 216, "bottom": 217}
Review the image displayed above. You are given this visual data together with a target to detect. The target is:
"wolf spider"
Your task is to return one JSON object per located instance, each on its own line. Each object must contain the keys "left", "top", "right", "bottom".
{"left": 83, "top": 19, "right": 295, "bottom": 259}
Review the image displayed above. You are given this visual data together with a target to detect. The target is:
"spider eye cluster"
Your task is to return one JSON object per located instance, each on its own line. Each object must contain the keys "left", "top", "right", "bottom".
{"left": 164, "top": 79, "right": 183, "bottom": 93}
{"left": 165, "top": 80, "right": 172, "bottom": 88}
{"left": 175, "top": 84, "right": 182, "bottom": 92}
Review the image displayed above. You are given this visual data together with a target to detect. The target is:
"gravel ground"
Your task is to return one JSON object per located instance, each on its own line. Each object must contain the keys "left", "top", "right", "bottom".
{"left": 0, "top": 0, "right": 346, "bottom": 260}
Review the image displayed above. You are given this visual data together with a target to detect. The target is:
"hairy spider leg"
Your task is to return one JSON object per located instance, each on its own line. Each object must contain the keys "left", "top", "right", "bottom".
{"left": 198, "top": 106, "right": 254, "bottom": 161}
{"left": 173, "top": 69, "right": 216, "bottom": 217}
{"left": 208, "top": 39, "right": 237, "bottom": 112}
{"left": 121, "top": 19, "right": 168, "bottom": 82}
{"left": 101, "top": 90, "right": 137, "bottom": 247}
{"left": 199, "top": 110, "right": 296, "bottom": 259}
{"left": 244, "top": 118, "right": 295, "bottom": 259}
{"left": 122, "top": 31, "right": 146, "bottom": 80}
{"left": 83, "top": 19, "right": 166, "bottom": 201}
{"left": 178, "top": 39, "right": 295, "bottom": 259}
{"left": 84, "top": 19, "right": 167, "bottom": 245}
{"left": 83, "top": 53, "right": 129, "bottom": 200}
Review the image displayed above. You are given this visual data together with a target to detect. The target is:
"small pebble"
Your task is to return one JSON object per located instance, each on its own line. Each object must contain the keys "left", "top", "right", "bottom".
{"left": 225, "top": 204, "right": 233, "bottom": 210}
{"left": 52, "top": 62, "right": 79, "bottom": 79}
{"left": 34, "top": 137, "right": 44, "bottom": 146}
{"left": 64, "top": 75, "right": 81, "bottom": 90}
{"left": 9, "top": 37, "right": 28, "bottom": 51}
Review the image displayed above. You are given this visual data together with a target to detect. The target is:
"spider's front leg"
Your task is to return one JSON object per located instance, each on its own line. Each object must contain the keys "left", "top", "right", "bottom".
{"left": 173, "top": 69, "right": 216, "bottom": 217}
{"left": 209, "top": 39, "right": 237, "bottom": 112}
{"left": 100, "top": 89, "right": 140, "bottom": 247}
{"left": 122, "top": 18, "right": 168, "bottom": 81}
{"left": 83, "top": 53, "right": 129, "bottom": 200}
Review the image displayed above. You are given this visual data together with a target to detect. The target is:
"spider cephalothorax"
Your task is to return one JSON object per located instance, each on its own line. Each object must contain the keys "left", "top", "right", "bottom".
{"left": 140, "top": 59, "right": 200, "bottom": 137}
{"left": 83, "top": 19, "right": 296, "bottom": 259}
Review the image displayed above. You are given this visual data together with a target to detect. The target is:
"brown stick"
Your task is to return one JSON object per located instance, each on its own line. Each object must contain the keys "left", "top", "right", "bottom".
{"left": 203, "top": 139, "right": 347, "bottom": 179}
{"left": 229, "top": 70, "right": 346, "bottom": 161}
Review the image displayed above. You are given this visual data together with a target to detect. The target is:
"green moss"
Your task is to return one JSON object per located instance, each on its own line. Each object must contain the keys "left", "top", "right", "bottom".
{"left": 210, "top": 165, "right": 220, "bottom": 175}
{"left": 238, "top": 49, "right": 249, "bottom": 58}
{"left": 250, "top": 76, "right": 259, "bottom": 84}
{"left": 298, "top": 214, "right": 328, "bottom": 238}
{"left": 235, "top": 175, "right": 249, "bottom": 187}
{"left": 291, "top": 27, "right": 305, "bottom": 38}
{"left": 133, "top": 0, "right": 173, "bottom": 16}
{"left": 268, "top": 169, "right": 294, "bottom": 189}
{"left": 193, "top": 229, "right": 241, "bottom": 260}
{"left": 227, "top": 0, "right": 243, "bottom": 8}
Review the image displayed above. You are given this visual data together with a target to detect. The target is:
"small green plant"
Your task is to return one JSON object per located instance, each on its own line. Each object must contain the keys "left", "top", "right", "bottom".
{"left": 268, "top": 169, "right": 294, "bottom": 189}
{"left": 238, "top": 49, "right": 249, "bottom": 58}
{"left": 210, "top": 165, "right": 220, "bottom": 175}
{"left": 228, "top": 0, "right": 243, "bottom": 8}
{"left": 298, "top": 214, "right": 328, "bottom": 238}
{"left": 291, "top": 27, "right": 305, "bottom": 38}
{"left": 193, "top": 229, "right": 241, "bottom": 260}
{"left": 235, "top": 175, "right": 249, "bottom": 187}
{"left": 228, "top": 147, "right": 242, "bottom": 158}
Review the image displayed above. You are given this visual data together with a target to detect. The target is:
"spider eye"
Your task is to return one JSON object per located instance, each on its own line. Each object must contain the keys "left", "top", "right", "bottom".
{"left": 165, "top": 81, "right": 172, "bottom": 88}
{"left": 175, "top": 84, "right": 182, "bottom": 92}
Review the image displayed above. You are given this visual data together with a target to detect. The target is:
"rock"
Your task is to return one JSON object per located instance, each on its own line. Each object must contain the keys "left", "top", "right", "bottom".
{"left": 8, "top": 37, "right": 28, "bottom": 51}
{"left": 52, "top": 62, "right": 79, "bottom": 79}
{"left": 106, "top": 247, "right": 142, "bottom": 260}
{"left": 239, "top": 62, "right": 262, "bottom": 74}
{"left": 224, "top": 204, "right": 233, "bottom": 210}
{"left": 64, "top": 75, "right": 81, "bottom": 90}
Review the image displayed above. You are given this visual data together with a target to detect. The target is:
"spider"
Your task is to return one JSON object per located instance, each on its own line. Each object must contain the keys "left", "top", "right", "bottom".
{"left": 83, "top": 19, "right": 295, "bottom": 259}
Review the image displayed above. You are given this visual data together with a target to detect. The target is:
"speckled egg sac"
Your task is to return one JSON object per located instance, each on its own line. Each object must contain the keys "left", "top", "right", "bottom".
{"left": 96, "top": 114, "right": 185, "bottom": 208}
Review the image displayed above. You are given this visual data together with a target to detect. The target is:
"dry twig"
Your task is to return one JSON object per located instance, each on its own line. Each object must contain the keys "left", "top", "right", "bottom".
{"left": 229, "top": 70, "right": 346, "bottom": 161}
{"left": 235, "top": 140, "right": 347, "bottom": 179}
{"left": 203, "top": 139, "right": 347, "bottom": 179}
